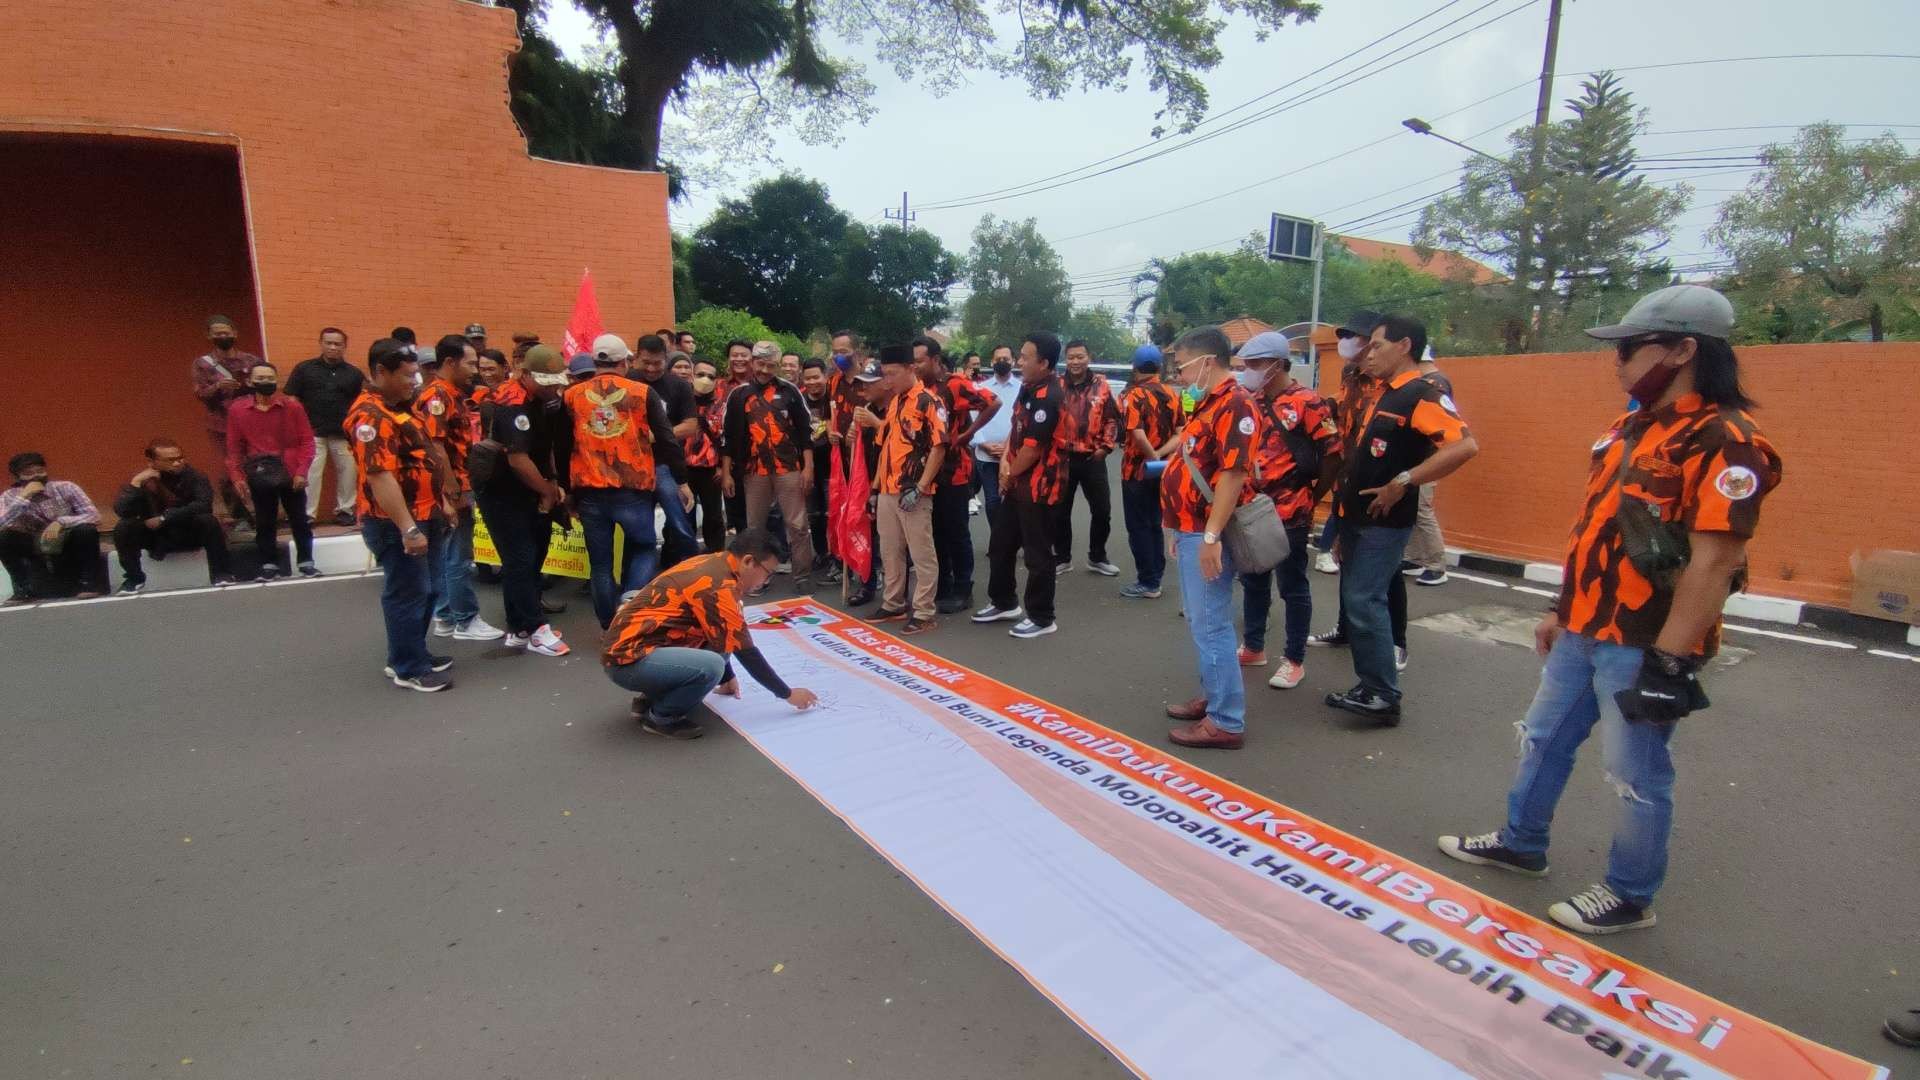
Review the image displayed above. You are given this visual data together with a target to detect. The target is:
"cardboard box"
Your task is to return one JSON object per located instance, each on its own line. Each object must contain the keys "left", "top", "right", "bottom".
{"left": 1849, "top": 550, "right": 1920, "bottom": 625}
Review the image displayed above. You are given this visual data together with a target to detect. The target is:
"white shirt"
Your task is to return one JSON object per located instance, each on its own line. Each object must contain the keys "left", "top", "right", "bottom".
{"left": 971, "top": 374, "right": 1021, "bottom": 460}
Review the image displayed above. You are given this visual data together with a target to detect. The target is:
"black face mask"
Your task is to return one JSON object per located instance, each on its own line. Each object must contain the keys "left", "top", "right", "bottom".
{"left": 212, "top": 336, "right": 237, "bottom": 350}
{"left": 993, "top": 361, "right": 1012, "bottom": 377}
{"left": 251, "top": 382, "right": 277, "bottom": 395}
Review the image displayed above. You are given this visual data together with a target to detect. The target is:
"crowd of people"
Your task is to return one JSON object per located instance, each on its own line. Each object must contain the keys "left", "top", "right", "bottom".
{"left": 0, "top": 284, "right": 1785, "bottom": 941}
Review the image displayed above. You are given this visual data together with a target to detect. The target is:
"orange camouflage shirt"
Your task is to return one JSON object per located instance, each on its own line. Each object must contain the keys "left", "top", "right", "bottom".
{"left": 603, "top": 552, "right": 751, "bottom": 667}
{"left": 1555, "top": 394, "right": 1781, "bottom": 658}
{"left": 1251, "top": 382, "right": 1343, "bottom": 527}
{"left": 733, "top": 380, "right": 808, "bottom": 475}
{"left": 563, "top": 373, "right": 658, "bottom": 490}
{"left": 1057, "top": 371, "right": 1118, "bottom": 455}
{"left": 414, "top": 376, "right": 475, "bottom": 489}
{"left": 685, "top": 392, "right": 723, "bottom": 469}
{"left": 1119, "top": 378, "right": 1181, "bottom": 482}
{"left": 928, "top": 372, "right": 995, "bottom": 487}
{"left": 1161, "top": 379, "right": 1258, "bottom": 533}
{"left": 1007, "top": 373, "right": 1065, "bottom": 505}
{"left": 344, "top": 390, "right": 438, "bottom": 524}
{"left": 877, "top": 384, "right": 944, "bottom": 495}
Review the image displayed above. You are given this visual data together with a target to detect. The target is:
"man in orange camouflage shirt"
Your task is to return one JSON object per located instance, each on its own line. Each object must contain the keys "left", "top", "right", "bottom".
{"left": 1441, "top": 286, "right": 1780, "bottom": 937}
{"left": 914, "top": 336, "right": 999, "bottom": 615}
{"left": 1051, "top": 339, "right": 1121, "bottom": 576}
{"left": 973, "top": 333, "right": 1066, "bottom": 640}
{"left": 1117, "top": 344, "right": 1180, "bottom": 600}
{"left": 416, "top": 334, "right": 502, "bottom": 642}
{"left": 722, "top": 341, "right": 816, "bottom": 593}
{"left": 347, "top": 338, "right": 452, "bottom": 692}
{"left": 858, "top": 344, "right": 946, "bottom": 633}
{"left": 602, "top": 528, "right": 817, "bottom": 740}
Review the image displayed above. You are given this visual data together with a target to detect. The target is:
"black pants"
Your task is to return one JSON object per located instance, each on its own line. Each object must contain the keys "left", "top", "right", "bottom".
{"left": 112, "top": 514, "right": 229, "bottom": 584}
{"left": 807, "top": 463, "right": 832, "bottom": 567}
{"left": 248, "top": 479, "right": 313, "bottom": 569}
{"left": 1051, "top": 452, "right": 1112, "bottom": 564}
{"left": 477, "top": 491, "right": 552, "bottom": 635}
{"left": 688, "top": 466, "right": 727, "bottom": 554}
{"left": 986, "top": 494, "right": 1055, "bottom": 625}
{"left": 1335, "top": 561, "right": 1408, "bottom": 648}
{"left": 2, "top": 523, "right": 105, "bottom": 596}
{"left": 725, "top": 462, "right": 748, "bottom": 537}
{"left": 932, "top": 483, "right": 973, "bottom": 600}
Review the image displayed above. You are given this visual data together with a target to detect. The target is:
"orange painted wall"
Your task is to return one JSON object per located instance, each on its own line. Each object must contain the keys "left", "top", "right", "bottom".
{"left": 1324, "top": 343, "right": 1920, "bottom": 607}
{"left": 1, "top": 0, "right": 670, "bottom": 506}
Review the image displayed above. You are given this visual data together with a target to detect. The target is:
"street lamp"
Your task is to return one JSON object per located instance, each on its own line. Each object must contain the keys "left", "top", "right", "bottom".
{"left": 1402, "top": 117, "right": 1510, "bottom": 169}
{"left": 1404, "top": 117, "right": 1539, "bottom": 350}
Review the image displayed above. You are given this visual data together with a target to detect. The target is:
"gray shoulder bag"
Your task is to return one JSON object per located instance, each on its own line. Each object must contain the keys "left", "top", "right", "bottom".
{"left": 1179, "top": 440, "right": 1290, "bottom": 574}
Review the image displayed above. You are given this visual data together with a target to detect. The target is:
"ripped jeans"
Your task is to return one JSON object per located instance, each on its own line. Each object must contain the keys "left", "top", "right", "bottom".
{"left": 1498, "top": 631, "right": 1676, "bottom": 909}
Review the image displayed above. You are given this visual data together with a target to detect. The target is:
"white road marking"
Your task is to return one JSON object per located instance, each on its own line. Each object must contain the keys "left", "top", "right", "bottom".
{"left": 1722, "top": 623, "right": 1855, "bottom": 649}
{"left": 1510, "top": 585, "right": 1558, "bottom": 598}
{"left": 2, "top": 571, "right": 380, "bottom": 613}
{"left": 1446, "top": 571, "right": 1510, "bottom": 588}
{"left": 1868, "top": 648, "right": 1920, "bottom": 663}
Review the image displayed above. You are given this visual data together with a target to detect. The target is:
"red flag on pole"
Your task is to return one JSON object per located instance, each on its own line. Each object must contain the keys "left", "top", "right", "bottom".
{"left": 560, "top": 268, "right": 605, "bottom": 358}
{"left": 828, "top": 442, "right": 873, "bottom": 583}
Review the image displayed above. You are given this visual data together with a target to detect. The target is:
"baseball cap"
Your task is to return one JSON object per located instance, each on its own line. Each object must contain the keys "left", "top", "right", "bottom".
{"left": 852, "top": 362, "right": 884, "bottom": 383}
{"left": 591, "top": 333, "right": 632, "bottom": 363}
{"left": 464, "top": 323, "right": 486, "bottom": 338}
{"left": 1131, "top": 344, "right": 1163, "bottom": 372}
{"left": 1337, "top": 310, "right": 1384, "bottom": 339}
{"left": 522, "top": 344, "right": 569, "bottom": 385}
{"left": 567, "top": 353, "right": 596, "bottom": 377}
{"left": 1238, "top": 331, "right": 1292, "bottom": 362}
{"left": 1585, "top": 284, "right": 1735, "bottom": 340}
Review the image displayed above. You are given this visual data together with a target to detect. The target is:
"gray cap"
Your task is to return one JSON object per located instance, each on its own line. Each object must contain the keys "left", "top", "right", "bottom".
{"left": 1238, "top": 331, "right": 1292, "bottom": 361}
{"left": 1586, "top": 284, "right": 1734, "bottom": 340}
{"left": 851, "top": 362, "right": 883, "bottom": 384}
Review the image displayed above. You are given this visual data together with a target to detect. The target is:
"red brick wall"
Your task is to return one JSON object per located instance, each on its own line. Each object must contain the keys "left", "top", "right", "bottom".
{"left": 1323, "top": 343, "right": 1920, "bottom": 606}
{"left": 1, "top": 0, "right": 670, "bottom": 505}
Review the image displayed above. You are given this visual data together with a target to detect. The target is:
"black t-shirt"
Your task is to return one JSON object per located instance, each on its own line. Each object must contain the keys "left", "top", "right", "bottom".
{"left": 481, "top": 380, "right": 572, "bottom": 501}
{"left": 639, "top": 371, "right": 697, "bottom": 427}
{"left": 1337, "top": 371, "right": 1468, "bottom": 530}
{"left": 284, "top": 357, "right": 367, "bottom": 436}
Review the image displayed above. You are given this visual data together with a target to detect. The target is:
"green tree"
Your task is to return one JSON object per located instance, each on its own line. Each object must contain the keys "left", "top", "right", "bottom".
{"left": 523, "top": 0, "right": 1316, "bottom": 173}
{"left": 671, "top": 232, "right": 703, "bottom": 321}
{"left": 689, "top": 175, "right": 849, "bottom": 334}
{"left": 1061, "top": 304, "right": 1137, "bottom": 361}
{"left": 1414, "top": 72, "right": 1689, "bottom": 351}
{"left": 1708, "top": 123, "right": 1920, "bottom": 342}
{"left": 678, "top": 307, "right": 807, "bottom": 375}
{"left": 813, "top": 224, "right": 961, "bottom": 344}
{"left": 960, "top": 215, "right": 1073, "bottom": 347}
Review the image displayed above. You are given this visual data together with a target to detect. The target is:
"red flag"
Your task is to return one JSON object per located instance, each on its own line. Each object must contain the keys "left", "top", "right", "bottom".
{"left": 560, "top": 268, "right": 605, "bottom": 358}
{"left": 829, "top": 442, "right": 873, "bottom": 582}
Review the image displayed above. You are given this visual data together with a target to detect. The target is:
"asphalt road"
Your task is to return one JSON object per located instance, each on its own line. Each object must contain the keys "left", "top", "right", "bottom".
{"left": 3, "top": 487, "right": 1914, "bottom": 1079}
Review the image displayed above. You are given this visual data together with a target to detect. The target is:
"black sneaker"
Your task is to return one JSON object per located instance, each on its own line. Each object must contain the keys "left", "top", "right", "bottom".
{"left": 1548, "top": 884, "right": 1656, "bottom": 935}
{"left": 256, "top": 565, "right": 283, "bottom": 583}
{"left": 628, "top": 695, "right": 651, "bottom": 722}
{"left": 540, "top": 595, "right": 568, "bottom": 615}
{"left": 429, "top": 654, "right": 455, "bottom": 673}
{"left": 4, "top": 592, "right": 34, "bottom": 606}
{"left": 1398, "top": 560, "right": 1421, "bottom": 575}
{"left": 389, "top": 670, "right": 453, "bottom": 693}
{"left": 1324, "top": 685, "right": 1401, "bottom": 725}
{"left": 1437, "top": 831, "right": 1549, "bottom": 877}
{"left": 902, "top": 616, "right": 936, "bottom": 635}
{"left": 1306, "top": 629, "right": 1348, "bottom": 648}
{"left": 333, "top": 511, "right": 358, "bottom": 527}
{"left": 845, "top": 587, "right": 875, "bottom": 607}
{"left": 297, "top": 561, "right": 322, "bottom": 578}
{"left": 935, "top": 593, "right": 972, "bottom": 615}
{"left": 212, "top": 575, "right": 238, "bottom": 587}
{"left": 872, "top": 607, "right": 908, "bottom": 623}
{"left": 118, "top": 579, "right": 148, "bottom": 596}
{"left": 640, "top": 715, "right": 705, "bottom": 740}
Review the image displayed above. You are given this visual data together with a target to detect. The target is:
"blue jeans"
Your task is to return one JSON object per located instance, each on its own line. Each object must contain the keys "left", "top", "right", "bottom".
{"left": 362, "top": 516, "right": 444, "bottom": 679}
{"left": 434, "top": 504, "right": 480, "bottom": 625}
{"left": 576, "top": 488, "right": 659, "bottom": 628}
{"left": 1121, "top": 476, "right": 1166, "bottom": 589}
{"left": 605, "top": 647, "right": 728, "bottom": 722}
{"left": 655, "top": 464, "right": 697, "bottom": 562}
{"left": 1240, "top": 523, "right": 1312, "bottom": 659}
{"left": 976, "top": 458, "right": 1002, "bottom": 520}
{"left": 1174, "top": 530, "right": 1244, "bottom": 732}
{"left": 1500, "top": 633, "right": 1676, "bottom": 908}
{"left": 1338, "top": 525, "right": 1412, "bottom": 702}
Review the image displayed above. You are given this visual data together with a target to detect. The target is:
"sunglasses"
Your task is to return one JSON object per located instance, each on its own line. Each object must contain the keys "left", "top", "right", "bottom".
{"left": 1615, "top": 334, "right": 1680, "bottom": 362}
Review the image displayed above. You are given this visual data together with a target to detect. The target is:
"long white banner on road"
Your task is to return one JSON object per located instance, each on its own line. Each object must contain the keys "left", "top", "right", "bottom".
{"left": 705, "top": 599, "right": 1885, "bottom": 1080}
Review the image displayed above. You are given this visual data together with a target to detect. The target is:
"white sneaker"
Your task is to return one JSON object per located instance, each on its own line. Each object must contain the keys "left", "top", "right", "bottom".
{"left": 1313, "top": 550, "right": 1339, "bottom": 574}
{"left": 777, "top": 561, "right": 793, "bottom": 575}
{"left": 1087, "top": 561, "right": 1121, "bottom": 577}
{"left": 453, "top": 616, "right": 505, "bottom": 641}
{"left": 1395, "top": 646, "right": 1409, "bottom": 672}
{"left": 528, "top": 624, "right": 571, "bottom": 657}
{"left": 1055, "top": 561, "right": 1073, "bottom": 575}
{"left": 432, "top": 617, "right": 458, "bottom": 637}
{"left": 1268, "top": 658, "right": 1305, "bottom": 689}
{"left": 1010, "top": 618, "right": 1057, "bottom": 639}
{"left": 972, "top": 604, "right": 1023, "bottom": 623}
{"left": 504, "top": 631, "right": 530, "bottom": 650}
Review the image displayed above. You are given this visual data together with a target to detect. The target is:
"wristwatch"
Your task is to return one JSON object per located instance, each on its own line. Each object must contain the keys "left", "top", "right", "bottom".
{"left": 403, "top": 525, "right": 424, "bottom": 540}
{"left": 1393, "top": 470, "right": 1413, "bottom": 487}
{"left": 1203, "top": 531, "right": 1220, "bottom": 545}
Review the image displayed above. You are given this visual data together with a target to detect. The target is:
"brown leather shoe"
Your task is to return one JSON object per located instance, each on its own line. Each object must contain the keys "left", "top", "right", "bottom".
{"left": 1165, "top": 696, "right": 1208, "bottom": 722}
{"left": 1168, "top": 717, "right": 1244, "bottom": 750}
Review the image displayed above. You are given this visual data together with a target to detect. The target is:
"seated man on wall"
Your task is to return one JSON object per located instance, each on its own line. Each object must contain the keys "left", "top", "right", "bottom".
{"left": 1, "top": 452, "right": 106, "bottom": 603}
{"left": 112, "top": 438, "right": 235, "bottom": 593}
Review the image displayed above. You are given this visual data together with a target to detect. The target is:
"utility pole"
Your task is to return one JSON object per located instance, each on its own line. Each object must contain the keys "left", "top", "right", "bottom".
{"left": 883, "top": 191, "right": 916, "bottom": 229}
{"left": 1508, "top": 0, "right": 1564, "bottom": 352}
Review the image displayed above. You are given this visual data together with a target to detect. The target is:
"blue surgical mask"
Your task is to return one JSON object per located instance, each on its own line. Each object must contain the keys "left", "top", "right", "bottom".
{"left": 833, "top": 352, "right": 852, "bottom": 371}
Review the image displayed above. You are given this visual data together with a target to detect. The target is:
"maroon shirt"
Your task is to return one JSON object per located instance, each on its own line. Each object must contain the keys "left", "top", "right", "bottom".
{"left": 193, "top": 350, "right": 262, "bottom": 434}
{"left": 226, "top": 394, "right": 316, "bottom": 487}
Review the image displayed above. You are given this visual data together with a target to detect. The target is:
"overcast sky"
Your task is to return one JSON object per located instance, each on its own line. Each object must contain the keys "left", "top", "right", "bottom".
{"left": 546, "top": 0, "right": 1917, "bottom": 317}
